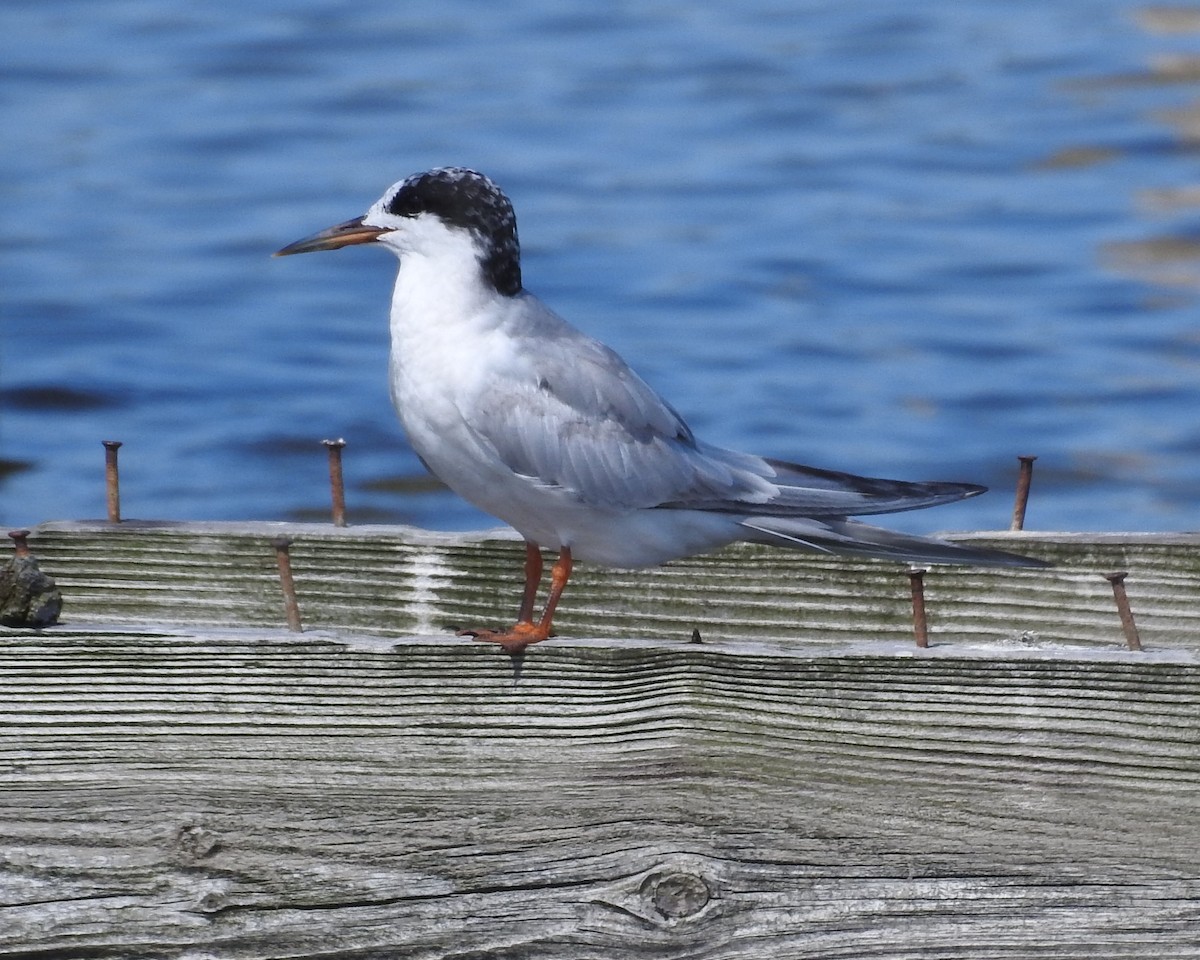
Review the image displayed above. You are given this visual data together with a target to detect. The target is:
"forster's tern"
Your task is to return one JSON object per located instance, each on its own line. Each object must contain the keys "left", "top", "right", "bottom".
{"left": 276, "top": 167, "right": 1045, "bottom": 654}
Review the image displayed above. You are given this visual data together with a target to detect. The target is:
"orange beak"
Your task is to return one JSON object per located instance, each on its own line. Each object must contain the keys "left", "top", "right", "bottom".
{"left": 273, "top": 216, "right": 387, "bottom": 256}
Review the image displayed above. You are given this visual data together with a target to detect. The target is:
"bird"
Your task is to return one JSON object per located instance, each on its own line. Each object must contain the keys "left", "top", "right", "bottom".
{"left": 275, "top": 167, "right": 1046, "bottom": 655}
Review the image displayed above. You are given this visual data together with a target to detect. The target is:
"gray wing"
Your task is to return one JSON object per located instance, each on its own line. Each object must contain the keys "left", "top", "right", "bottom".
{"left": 467, "top": 321, "right": 778, "bottom": 509}
{"left": 467, "top": 300, "right": 985, "bottom": 516}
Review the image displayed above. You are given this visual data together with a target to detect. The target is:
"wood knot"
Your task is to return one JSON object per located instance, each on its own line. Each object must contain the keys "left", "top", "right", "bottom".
{"left": 175, "top": 822, "right": 220, "bottom": 861}
{"left": 647, "top": 870, "right": 711, "bottom": 919}
{"left": 191, "top": 890, "right": 229, "bottom": 915}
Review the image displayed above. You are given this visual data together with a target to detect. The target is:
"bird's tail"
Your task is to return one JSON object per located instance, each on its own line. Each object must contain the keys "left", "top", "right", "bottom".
{"left": 740, "top": 516, "right": 1048, "bottom": 568}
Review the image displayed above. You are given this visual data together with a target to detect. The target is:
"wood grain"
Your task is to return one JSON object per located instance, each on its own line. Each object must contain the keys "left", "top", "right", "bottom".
{"left": 2, "top": 523, "right": 1198, "bottom": 957}
{"left": 1, "top": 628, "right": 1197, "bottom": 957}
{"left": 21, "top": 521, "right": 1200, "bottom": 650}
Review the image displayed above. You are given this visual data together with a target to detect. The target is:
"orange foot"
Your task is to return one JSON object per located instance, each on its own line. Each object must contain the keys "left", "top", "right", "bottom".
{"left": 457, "top": 620, "right": 553, "bottom": 655}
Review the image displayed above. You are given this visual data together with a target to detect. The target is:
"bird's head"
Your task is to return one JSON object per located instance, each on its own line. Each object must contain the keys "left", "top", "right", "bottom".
{"left": 274, "top": 167, "right": 522, "bottom": 296}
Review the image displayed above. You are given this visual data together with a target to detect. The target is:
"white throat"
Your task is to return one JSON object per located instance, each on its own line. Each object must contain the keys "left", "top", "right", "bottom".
{"left": 385, "top": 232, "right": 503, "bottom": 351}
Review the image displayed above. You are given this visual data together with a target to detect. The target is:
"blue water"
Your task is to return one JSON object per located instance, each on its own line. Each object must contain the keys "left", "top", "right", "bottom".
{"left": 3, "top": 0, "right": 1199, "bottom": 535}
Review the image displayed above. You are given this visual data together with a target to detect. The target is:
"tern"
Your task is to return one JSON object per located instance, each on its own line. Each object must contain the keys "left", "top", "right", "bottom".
{"left": 276, "top": 167, "right": 1045, "bottom": 654}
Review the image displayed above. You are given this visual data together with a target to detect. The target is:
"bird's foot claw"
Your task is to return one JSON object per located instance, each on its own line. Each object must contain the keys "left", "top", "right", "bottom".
{"left": 457, "top": 621, "right": 551, "bottom": 655}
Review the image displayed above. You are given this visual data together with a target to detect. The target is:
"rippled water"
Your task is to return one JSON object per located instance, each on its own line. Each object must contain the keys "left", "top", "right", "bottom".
{"left": 3, "top": 0, "right": 1199, "bottom": 535}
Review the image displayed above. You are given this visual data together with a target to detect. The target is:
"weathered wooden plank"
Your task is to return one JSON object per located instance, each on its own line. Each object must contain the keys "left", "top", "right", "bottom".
{"left": 21, "top": 521, "right": 1200, "bottom": 651}
{"left": 0, "top": 628, "right": 1197, "bottom": 957}
{"left": 3, "top": 523, "right": 1198, "bottom": 956}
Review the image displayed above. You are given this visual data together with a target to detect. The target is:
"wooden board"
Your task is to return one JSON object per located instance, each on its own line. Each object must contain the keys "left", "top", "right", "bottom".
{"left": 18, "top": 521, "right": 1200, "bottom": 650}
{"left": 1, "top": 523, "right": 1198, "bottom": 957}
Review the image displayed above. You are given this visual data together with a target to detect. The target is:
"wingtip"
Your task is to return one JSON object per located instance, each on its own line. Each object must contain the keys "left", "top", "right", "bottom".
{"left": 934, "top": 542, "right": 1053, "bottom": 569}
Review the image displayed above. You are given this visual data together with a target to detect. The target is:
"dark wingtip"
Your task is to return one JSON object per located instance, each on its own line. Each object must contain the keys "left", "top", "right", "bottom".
{"left": 943, "top": 543, "right": 1054, "bottom": 569}
{"left": 985, "top": 552, "right": 1053, "bottom": 569}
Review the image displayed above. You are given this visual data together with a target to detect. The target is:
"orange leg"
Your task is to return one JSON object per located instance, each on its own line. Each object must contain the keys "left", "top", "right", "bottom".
{"left": 538, "top": 546, "right": 572, "bottom": 634}
{"left": 458, "top": 544, "right": 573, "bottom": 655}
{"left": 517, "top": 541, "right": 543, "bottom": 624}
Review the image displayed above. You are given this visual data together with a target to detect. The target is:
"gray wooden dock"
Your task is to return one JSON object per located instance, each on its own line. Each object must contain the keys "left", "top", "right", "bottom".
{"left": 2, "top": 521, "right": 1198, "bottom": 958}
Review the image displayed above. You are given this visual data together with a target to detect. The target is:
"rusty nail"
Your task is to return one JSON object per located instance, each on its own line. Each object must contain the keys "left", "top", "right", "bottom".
{"left": 1010, "top": 454, "right": 1037, "bottom": 531}
{"left": 1103, "top": 571, "right": 1142, "bottom": 651}
{"left": 272, "top": 537, "right": 303, "bottom": 633}
{"left": 8, "top": 529, "right": 31, "bottom": 558}
{"left": 102, "top": 440, "right": 123, "bottom": 523}
{"left": 909, "top": 566, "right": 929, "bottom": 648}
{"left": 322, "top": 438, "right": 347, "bottom": 527}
